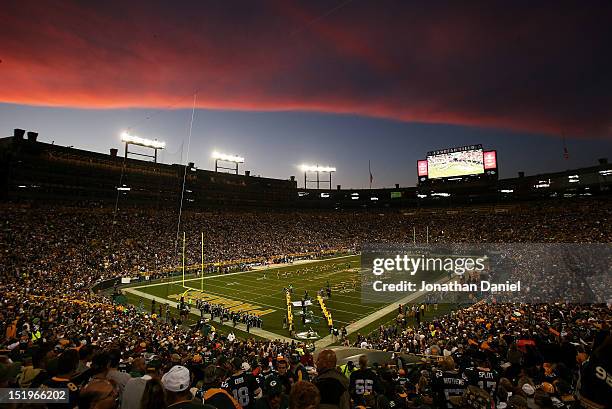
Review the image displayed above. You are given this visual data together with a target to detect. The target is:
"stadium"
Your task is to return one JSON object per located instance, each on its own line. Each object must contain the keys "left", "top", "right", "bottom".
{"left": 1, "top": 128, "right": 611, "bottom": 409}
{"left": 1, "top": 2, "right": 612, "bottom": 409}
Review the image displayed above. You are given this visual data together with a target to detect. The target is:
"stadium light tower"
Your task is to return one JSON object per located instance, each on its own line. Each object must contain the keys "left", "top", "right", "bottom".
{"left": 299, "top": 164, "right": 336, "bottom": 189}
{"left": 120, "top": 131, "right": 165, "bottom": 163}
{"left": 212, "top": 151, "right": 244, "bottom": 175}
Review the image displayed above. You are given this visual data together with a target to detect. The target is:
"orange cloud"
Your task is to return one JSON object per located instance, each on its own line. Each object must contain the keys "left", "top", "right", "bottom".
{"left": 1, "top": 0, "right": 610, "bottom": 137}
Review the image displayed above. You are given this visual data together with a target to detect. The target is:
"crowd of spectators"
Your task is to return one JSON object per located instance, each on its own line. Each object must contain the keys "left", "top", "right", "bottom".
{"left": 353, "top": 302, "right": 610, "bottom": 408}
{"left": 0, "top": 198, "right": 610, "bottom": 408}
{"left": 2, "top": 198, "right": 610, "bottom": 285}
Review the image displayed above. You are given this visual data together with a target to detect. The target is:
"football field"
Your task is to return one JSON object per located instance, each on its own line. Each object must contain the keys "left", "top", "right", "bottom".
{"left": 124, "top": 255, "right": 452, "bottom": 344}
{"left": 123, "top": 255, "right": 398, "bottom": 340}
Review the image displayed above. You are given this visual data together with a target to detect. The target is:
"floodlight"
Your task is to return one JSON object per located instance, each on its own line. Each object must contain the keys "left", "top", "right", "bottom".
{"left": 121, "top": 131, "right": 165, "bottom": 149}
{"left": 212, "top": 151, "right": 244, "bottom": 163}
{"left": 299, "top": 163, "right": 336, "bottom": 189}
{"left": 212, "top": 151, "right": 245, "bottom": 174}
{"left": 299, "top": 164, "right": 336, "bottom": 173}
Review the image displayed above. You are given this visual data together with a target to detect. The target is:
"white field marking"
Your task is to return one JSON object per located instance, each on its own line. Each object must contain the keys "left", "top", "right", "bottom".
{"left": 126, "top": 284, "right": 353, "bottom": 340}
{"left": 313, "top": 305, "right": 367, "bottom": 316}
{"left": 314, "top": 275, "right": 451, "bottom": 349}
{"left": 205, "top": 267, "right": 361, "bottom": 295}
{"left": 123, "top": 287, "right": 293, "bottom": 342}
{"left": 220, "top": 265, "right": 362, "bottom": 294}
{"left": 140, "top": 263, "right": 365, "bottom": 305}
{"left": 181, "top": 279, "right": 373, "bottom": 316}
{"left": 132, "top": 256, "right": 373, "bottom": 325}
{"left": 220, "top": 265, "right": 386, "bottom": 306}
{"left": 170, "top": 285, "right": 283, "bottom": 311}
{"left": 319, "top": 297, "right": 380, "bottom": 309}
{"left": 308, "top": 314, "right": 350, "bottom": 325}
{"left": 146, "top": 270, "right": 381, "bottom": 318}
{"left": 129, "top": 254, "right": 358, "bottom": 290}
{"left": 140, "top": 274, "right": 370, "bottom": 324}
{"left": 182, "top": 279, "right": 287, "bottom": 303}
{"left": 210, "top": 268, "right": 382, "bottom": 306}
{"left": 203, "top": 267, "right": 354, "bottom": 287}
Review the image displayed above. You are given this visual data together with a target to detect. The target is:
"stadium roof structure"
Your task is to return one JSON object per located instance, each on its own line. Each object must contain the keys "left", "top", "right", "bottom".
{"left": 1, "top": 130, "right": 611, "bottom": 209}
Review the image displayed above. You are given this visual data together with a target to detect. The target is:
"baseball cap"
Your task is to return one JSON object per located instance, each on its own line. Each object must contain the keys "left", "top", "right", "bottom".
{"left": 161, "top": 365, "right": 191, "bottom": 392}
{"left": 264, "top": 377, "right": 283, "bottom": 396}
{"left": 521, "top": 383, "right": 535, "bottom": 396}
{"left": 145, "top": 355, "right": 162, "bottom": 372}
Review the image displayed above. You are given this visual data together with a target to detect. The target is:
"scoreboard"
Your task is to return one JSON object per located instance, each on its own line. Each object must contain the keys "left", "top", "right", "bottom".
{"left": 417, "top": 145, "right": 497, "bottom": 181}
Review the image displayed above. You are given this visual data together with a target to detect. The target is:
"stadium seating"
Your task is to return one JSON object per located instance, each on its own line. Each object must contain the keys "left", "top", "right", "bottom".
{"left": 1, "top": 137, "right": 611, "bottom": 409}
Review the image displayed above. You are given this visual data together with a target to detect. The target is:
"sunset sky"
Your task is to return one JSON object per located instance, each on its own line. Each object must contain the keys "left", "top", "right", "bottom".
{"left": 1, "top": 0, "right": 611, "bottom": 188}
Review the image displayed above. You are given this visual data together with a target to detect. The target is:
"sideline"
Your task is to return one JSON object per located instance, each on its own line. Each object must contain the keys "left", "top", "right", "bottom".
{"left": 314, "top": 275, "right": 450, "bottom": 348}
{"left": 129, "top": 254, "right": 357, "bottom": 290}
{"left": 126, "top": 254, "right": 447, "bottom": 345}
{"left": 123, "top": 287, "right": 295, "bottom": 343}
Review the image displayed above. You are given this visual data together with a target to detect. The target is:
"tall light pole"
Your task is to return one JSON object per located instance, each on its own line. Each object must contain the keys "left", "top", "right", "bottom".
{"left": 120, "top": 131, "right": 165, "bottom": 163}
{"left": 212, "top": 151, "right": 245, "bottom": 174}
{"left": 299, "top": 164, "right": 336, "bottom": 189}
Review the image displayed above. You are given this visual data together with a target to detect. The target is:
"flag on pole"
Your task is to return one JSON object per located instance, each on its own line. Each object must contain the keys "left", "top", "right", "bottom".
{"left": 369, "top": 160, "right": 374, "bottom": 189}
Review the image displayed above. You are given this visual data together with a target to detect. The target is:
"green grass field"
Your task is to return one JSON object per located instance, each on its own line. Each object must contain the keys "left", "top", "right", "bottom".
{"left": 123, "top": 254, "right": 458, "bottom": 341}
{"left": 124, "top": 255, "right": 400, "bottom": 339}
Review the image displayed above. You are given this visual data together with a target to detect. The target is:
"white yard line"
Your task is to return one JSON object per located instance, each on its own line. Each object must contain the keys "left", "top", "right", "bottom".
{"left": 123, "top": 287, "right": 294, "bottom": 343}
{"left": 129, "top": 254, "right": 357, "bottom": 290}
{"left": 125, "top": 255, "right": 448, "bottom": 345}
{"left": 314, "top": 275, "right": 451, "bottom": 349}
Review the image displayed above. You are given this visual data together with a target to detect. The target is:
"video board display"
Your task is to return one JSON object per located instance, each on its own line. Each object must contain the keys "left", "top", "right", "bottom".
{"left": 426, "top": 145, "right": 484, "bottom": 179}
{"left": 417, "top": 160, "right": 428, "bottom": 177}
{"left": 483, "top": 150, "right": 497, "bottom": 170}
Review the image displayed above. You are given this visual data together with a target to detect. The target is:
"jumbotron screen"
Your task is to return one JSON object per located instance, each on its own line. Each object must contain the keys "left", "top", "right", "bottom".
{"left": 427, "top": 145, "right": 484, "bottom": 179}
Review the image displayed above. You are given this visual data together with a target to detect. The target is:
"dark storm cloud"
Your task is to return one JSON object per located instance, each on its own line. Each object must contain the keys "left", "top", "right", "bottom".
{"left": 0, "top": 0, "right": 610, "bottom": 137}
